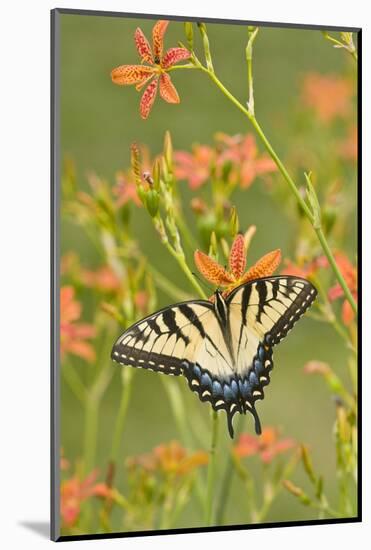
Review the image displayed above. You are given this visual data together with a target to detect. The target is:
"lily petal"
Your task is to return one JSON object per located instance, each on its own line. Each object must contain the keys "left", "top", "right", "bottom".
{"left": 140, "top": 78, "right": 159, "bottom": 119}
{"left": 240, "top": 249, "right": 281, "bottom": 284}
{"left": 159, "top": 73, "right": 180, "bottom": 104}
{"left": 134, "top": 27, "right": 154, "bottom": 64}
{"left": 194, "top": 250, "right": 235, "bottom": 286}
{"left": 162, "top": 47, "right": 191, "bottom": 69}
{"left": 111, "top": 65, "right": 156, "bottom": 86}
{"left": 152, "top": 20, "right": 169, "bottom": 60}
{"left": 229, "top": 234, "right": 246, "bottom": 280}
{"left": 136, "top": 74, "right": 155, "bottom": 92}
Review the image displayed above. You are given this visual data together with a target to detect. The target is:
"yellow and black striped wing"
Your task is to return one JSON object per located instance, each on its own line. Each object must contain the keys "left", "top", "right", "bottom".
{"left": 224, "top": 276, "right": 317, "bottom": 434}
{"left": 111, "top": 299, "right": 234, "bottom": 380}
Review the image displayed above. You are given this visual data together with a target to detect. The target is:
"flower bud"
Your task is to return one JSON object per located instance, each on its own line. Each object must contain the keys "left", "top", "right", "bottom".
{"left": 209, "top": 231, "right": 218, "bottom": 260}
{"left": 145, "top": 189, "right": 160, "bottom": 217}
{"left": 229, "top": 206, "right": 240, "bottom": 237}
{"left": 220, "top": 238, "right": 230, "bottom": 259}
{"left": 300, "top": 445, "right": 316, "bottom": 484}
{"left": 184, "top": 22, "right": 194, "bottom": 49}
{"left": 322, "top": 206, "right": 337, "bottom": 235}
{"left": 164, "top": 130, "right": 173, "bottom": 172}
{"left": 152, "top": 158, "right": 161, "bottom": 190}
{"left": 242, "top": 225, "right": 255, "bottom": 252}
{"left": 130, "top": 143, "right": 141, "bottom": 186}
{"left": 283, "top": 479, "right": 304, "bottom": 498}
{"left": 137, "top": 185, "right": 146, "bottom": 206}
{"left": 335, "top": 401, "right": 351, "bottom": 443}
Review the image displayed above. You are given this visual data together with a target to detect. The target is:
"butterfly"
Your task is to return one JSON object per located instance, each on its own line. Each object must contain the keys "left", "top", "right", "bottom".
{"left": 111, "top": 276, "right": 317, "bottom": 438}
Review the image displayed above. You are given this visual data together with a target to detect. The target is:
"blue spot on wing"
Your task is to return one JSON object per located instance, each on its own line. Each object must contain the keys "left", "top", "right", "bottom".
{"left": 212, "top": 380, "right": 223, "bottom": 396}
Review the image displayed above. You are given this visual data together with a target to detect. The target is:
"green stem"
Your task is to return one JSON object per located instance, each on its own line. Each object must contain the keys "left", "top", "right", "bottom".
{"left": 149, "top": 265, "right": 192, "bottom": 302}
{"left": 205, "top": 410, "right": 219, "bottom": 526}
{"left": 83, "top": 364, "right": 113, "bottom": 473}
{"left": 83, "top": 398, "right": 99, "bottom": 474}
{"left": 246, "top": 26, "right": 259, "bottom": 115}
{"left": 62, "top": 363, "right": 86, "bottom": 403}
{"left": 110, "top": 369, "right": 134, "bottom": 462}
{"left": 162, "top": 238, "right": 208, "bottom": 300}
{"left": 215, "top": 415, "right": 244, "bottom": 524}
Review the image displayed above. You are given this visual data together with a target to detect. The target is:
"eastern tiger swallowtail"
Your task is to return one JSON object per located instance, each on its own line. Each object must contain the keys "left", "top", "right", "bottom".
{"left": 111, "top": 276, "right": 317, "bottom": 437}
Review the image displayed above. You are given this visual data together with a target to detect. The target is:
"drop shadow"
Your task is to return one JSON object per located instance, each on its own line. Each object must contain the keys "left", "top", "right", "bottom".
{"left": 19, "top": 521, "right": 50, "bottom": 539}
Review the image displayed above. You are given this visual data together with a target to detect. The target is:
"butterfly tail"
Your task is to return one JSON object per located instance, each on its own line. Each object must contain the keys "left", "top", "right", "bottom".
{"left": 251, "top": 406, "right": 262, "bottom": 435}
{"left": 226, "top": 411, "right": 235, "bottom": 438}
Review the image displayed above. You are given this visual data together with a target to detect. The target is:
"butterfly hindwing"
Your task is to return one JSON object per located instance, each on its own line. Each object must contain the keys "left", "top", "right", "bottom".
{"left": 111, "top": 276, "right": 317, "bottom": 438}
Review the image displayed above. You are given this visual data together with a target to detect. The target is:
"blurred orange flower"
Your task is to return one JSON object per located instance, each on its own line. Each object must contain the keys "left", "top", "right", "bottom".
{"left": 111, "top": 20, "right": 191, "bottom": 119}
{"left": 60, "top": 286, "right": 96, "bottom": 363}
{"left": 282, "top": 255, "right": 328, "bottom": 278}
{"left": 60, "top": 448, "right": 70, "bottom": 471}
{"left": 174, "top": 133, "right": 276, "bottom": 190}
{"left": 234, "top": 427, "right": 295, "bottom": 463}
{"left": 174, "top": 145, "right": 215, "bottom": 190}
{"left": 61, "top": 470, "right": 113, "bottom": 527}
{"left": 302, "top": 73, "right": 354, "bottom": 123}
{"left": 303, "top": 360, "right": 331, "bottom": 376}
{"left": 216, "top": 133, "right": 277, "bottom": 188}
{"left": 134, "top": 290, "right": 150, "bottom": 315}
{"left": 113, "top": 171, "right": 142, "bottom": 208}
{"left": 80, "top": 265, "right": 121, "bottom": 293}
{"left": 195, "top": 233, "right": 281, "bottom": 297}
{"left": 126, "top": 441, "right": 208, "bottom": 476}
{"left": 338, "top": 125, "right": 357, "bottom": 162}
{"left": 328, "top": 252, "right": 357, "bottom": 325}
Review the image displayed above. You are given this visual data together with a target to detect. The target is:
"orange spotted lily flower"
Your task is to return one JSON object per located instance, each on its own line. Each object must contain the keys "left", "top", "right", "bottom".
{"left": 234, "top": 427, "right": 295, "bottom": 464}
{"left": 111, "top": 20, "right": 191, "bottom": 119}
{"left": 194, "top": 232, "right": 281, "bottom": 298}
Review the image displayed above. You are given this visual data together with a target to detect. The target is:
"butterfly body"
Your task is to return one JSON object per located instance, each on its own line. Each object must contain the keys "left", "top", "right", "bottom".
{"left": 111, "top": 276, "right": 317, "bottom": 437}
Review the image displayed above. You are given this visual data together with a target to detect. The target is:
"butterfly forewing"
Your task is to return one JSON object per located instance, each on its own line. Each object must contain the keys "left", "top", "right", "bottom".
{"left": 111, "top": 301, "right": 234, "bottom": 378}
{"left": 227, "top": 276, "right": 318, "bottom": 344}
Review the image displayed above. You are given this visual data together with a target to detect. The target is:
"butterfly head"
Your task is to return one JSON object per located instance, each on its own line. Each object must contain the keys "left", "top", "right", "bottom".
{"left": 214, "top": 289, "right": 228, "bottom": 325}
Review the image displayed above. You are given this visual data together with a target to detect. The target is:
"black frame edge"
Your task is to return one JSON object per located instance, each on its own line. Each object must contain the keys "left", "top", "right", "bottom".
{"left": 53, "top": 7, "right": 361, "bottom": 32}
{"left": 51, "top": 7, "right": 61, "bottom": 543}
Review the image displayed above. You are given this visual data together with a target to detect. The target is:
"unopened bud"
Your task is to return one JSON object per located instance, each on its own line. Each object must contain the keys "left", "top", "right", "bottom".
{"left": 300, "top": 445, "right": 316, "bottom": 484}
{"left": 164, "top": 131, "right": 173, "bottom": 172}
{"left": 130, "top": 143, "right": 141, "bottom": 186}
{"left": 184, "top": 22, "right": 194, "bottom": 49}
{"left": 145, "top": 189, "right": 160, "bottom": 217}
{"left": 283, "top": 479, "right": 304, "bottom": 498}
{"left": 209, "top": 231, "right": 218, "bottom": 260}
{"left": 230, "top": 206, "right": 240, "bottom": 237}
{"left": 152, "top": 158, "right": 161, "bottom": 190}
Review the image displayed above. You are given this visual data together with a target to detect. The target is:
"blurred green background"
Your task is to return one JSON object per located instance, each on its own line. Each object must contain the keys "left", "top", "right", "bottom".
{"left": 59, "top": 12, "right": 357, "bottom": 532}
